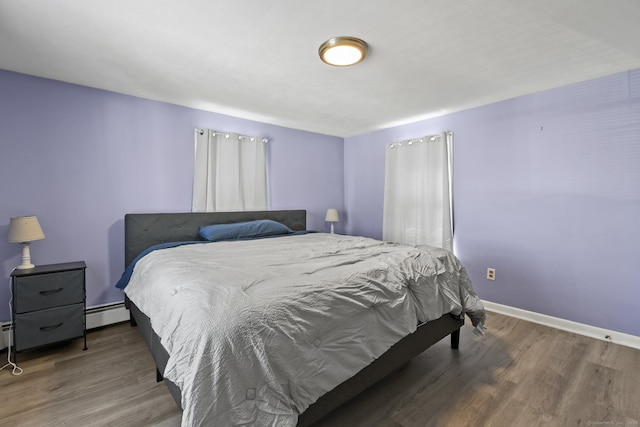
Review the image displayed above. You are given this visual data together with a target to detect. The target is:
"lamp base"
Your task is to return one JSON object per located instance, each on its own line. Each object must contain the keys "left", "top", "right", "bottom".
{"left": 16, "top": 242, "right": 35, "bottom": 270}
{"left": 16, "top": 262, "right": 36, "bottom": 270}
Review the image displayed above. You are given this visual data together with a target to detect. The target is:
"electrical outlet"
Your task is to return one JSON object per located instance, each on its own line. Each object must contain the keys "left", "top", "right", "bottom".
{"left": 487, "top": 268, "right": 496, "bottom": 281}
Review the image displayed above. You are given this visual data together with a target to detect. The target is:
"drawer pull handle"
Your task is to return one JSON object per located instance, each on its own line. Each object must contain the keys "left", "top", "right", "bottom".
{"left": 39, "top": 288, "right": 64, "bottom": 295}
{"left": 40, "top": 323, "right": 64, "bottom": 331}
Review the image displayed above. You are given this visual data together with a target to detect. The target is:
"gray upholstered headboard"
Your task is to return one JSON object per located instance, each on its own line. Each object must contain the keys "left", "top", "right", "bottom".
{"left": 124, "top": 210, "right": 306, "bottom": 267}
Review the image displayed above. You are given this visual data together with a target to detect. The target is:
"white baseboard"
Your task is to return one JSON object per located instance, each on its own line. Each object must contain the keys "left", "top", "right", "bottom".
{"left": 0, "top": 323, "right": 9, "bottom": 351}
{"left": 85, "top": 303, "right": 129, "bottom": 330}
{"left": 1, "top": 303, "right": 129, "bottom": 351}
{"left": 483, "top": 300, "right": 640, "bottom": 350}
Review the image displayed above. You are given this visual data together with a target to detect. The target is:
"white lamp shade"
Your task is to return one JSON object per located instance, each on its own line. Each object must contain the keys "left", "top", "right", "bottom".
{"left": 325, "top": 209, "right": 340, "bottom": 222}
{"left": 8, "top": 216, "right": 45, "bottom": 243}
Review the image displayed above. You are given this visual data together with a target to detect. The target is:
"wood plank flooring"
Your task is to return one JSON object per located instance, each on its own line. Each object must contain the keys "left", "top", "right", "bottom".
{"left": 1, "top": 312, "right": 638, "bottom": 426}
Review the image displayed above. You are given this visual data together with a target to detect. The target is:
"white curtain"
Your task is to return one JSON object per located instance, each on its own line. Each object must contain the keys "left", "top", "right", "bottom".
{"left": 192, "top": 129, "right": 267, "bottom": 212}
{"left": 383, "top": 132, "right": 453, "bottom": 251}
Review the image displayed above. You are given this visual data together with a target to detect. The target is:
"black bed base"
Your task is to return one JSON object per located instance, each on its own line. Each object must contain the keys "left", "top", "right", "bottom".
{"left": 127, "top": 297, "right": 463, "bottom": 426}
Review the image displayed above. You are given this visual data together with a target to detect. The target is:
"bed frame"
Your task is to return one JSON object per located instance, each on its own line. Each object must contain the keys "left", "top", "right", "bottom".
{"left": 122, "top": 210, "right": 464, "bottom": 426}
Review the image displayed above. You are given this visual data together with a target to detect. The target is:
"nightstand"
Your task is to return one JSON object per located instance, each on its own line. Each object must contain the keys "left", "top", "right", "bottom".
{"left": 10, "top": 261, "right": 87, "bottom": 360}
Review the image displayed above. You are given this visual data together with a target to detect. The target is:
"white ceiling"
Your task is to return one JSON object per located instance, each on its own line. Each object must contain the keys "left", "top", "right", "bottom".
{"left": 1, "top": 0, "right": 640, "bottom": 137}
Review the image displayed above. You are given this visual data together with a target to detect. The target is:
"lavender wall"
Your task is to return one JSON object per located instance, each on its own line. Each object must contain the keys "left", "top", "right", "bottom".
{"left": 0, "top": 70, "right": 344, "bottom": 321}
{"left": 344, "top": 69, "right": 640, "bottom": 336}
{"left": 2, "top": 68, "right": 638, "bottom": 337}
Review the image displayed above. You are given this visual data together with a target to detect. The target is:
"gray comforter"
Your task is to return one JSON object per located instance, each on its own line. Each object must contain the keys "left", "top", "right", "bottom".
{"left": 124, "top": 233, "right": 485, "bottom": 426}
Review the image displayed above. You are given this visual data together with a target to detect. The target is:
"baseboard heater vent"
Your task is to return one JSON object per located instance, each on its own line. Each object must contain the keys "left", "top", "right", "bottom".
{"left": 85, "top": 303, "right": 129, "bottom": 330}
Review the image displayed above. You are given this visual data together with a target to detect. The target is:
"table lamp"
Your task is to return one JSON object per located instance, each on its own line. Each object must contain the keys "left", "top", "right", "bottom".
{"left": 7, "top": 215, "right": 45, "bottom": 269}
{"left": 325, "top": 209, "right": 339, "bottom": 234}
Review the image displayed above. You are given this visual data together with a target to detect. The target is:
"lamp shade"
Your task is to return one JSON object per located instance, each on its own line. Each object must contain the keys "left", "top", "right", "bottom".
{"left": 8, "top": 216, "right": 45, "bottom": 243}
{"left": 325, "top": 209, "right": 339, "bottom": 222}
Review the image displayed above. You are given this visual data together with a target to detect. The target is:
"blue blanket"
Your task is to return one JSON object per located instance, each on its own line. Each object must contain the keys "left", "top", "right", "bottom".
{"left": 115, "top": 241, "right": 203, "bottom": 290}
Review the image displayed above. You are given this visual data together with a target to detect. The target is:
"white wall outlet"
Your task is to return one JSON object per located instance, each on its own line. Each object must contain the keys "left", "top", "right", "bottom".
{"left": 487, "top": 268, "right": 496, "bottom": 280}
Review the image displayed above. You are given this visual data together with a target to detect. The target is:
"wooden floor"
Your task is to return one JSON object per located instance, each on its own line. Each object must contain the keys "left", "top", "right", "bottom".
{"left": 1, "top": 312, "right": 638, "bottom": 426}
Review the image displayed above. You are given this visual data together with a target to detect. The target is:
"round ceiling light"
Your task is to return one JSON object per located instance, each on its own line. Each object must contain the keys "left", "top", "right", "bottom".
{"left": 318, "top": 37, "right": 368, "bottom": 67}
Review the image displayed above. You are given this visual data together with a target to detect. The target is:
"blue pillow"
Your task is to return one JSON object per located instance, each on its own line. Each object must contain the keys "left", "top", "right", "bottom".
{"left": 199, "top": 219, "right": 293, "bottom": 242}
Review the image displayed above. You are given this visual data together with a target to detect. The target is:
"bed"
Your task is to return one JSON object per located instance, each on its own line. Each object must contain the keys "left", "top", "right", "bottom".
{"left": 118, "top": 210, "right": 485, "bottom": 426}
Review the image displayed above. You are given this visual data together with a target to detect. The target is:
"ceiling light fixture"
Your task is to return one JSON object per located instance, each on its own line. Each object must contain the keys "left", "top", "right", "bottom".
{"left": 318, "top": 37, "right": 368, "bottom": 67}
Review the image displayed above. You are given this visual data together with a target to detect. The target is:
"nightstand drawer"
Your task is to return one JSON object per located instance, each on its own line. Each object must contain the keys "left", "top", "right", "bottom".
{"left": 13, "top": 269, "right": 84, "bottom": 313}
{"left": 14, "top": 303, "right": 84, "bottom": 351}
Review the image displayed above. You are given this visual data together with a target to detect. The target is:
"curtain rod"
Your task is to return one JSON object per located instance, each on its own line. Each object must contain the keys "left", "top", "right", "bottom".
{"left": 195, "top": 128, "right": 268, "bottom": 143}
{"left": 388, "top": 131, "right": 452, "bottom": 149}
